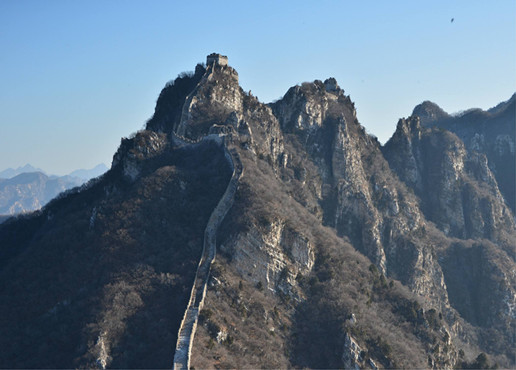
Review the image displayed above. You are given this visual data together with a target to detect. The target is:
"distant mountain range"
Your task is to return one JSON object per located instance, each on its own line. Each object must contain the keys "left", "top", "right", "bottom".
{"left": 0, "top": 55, "right": 513, "bottom": 368}
{"left": 0, "top": 163, "right": 108, "bottom": 180}
{"left": 0, "top": 164, "right": 44, "bottom": 179}
{"left": 0, "top": 172, "right": 83, "bottom": 215}
{"left": 68, "top": 163, "right": 109, "bottom": 181}
{"left": 0, "top": 163, "right": 108, "bottom": 219}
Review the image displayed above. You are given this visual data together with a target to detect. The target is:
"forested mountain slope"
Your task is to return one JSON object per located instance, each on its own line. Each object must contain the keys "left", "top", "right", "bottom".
{"left": 0, "top": 55, "right": 514, "bottom": 369}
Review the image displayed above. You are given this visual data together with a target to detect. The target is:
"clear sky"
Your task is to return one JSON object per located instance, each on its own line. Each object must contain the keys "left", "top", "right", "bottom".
{"left": 1, "top": 0, "right": 515, "bottom": 175}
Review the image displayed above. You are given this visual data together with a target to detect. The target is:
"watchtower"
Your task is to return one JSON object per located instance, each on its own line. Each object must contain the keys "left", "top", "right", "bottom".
{"left": 206, "top": 53, "right": 228, "bottom": 66}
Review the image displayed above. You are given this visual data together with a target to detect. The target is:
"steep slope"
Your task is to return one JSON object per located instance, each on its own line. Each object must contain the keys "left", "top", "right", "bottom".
{"left": 161, "top": 58, "right": 513, "bottom": 367}
{"left": 173, "top": 140, "right": 242, "bottom": 370}
{"left": 382, "top": 117, "right": 514, "bottom": 249}
{"left": 192, "top": 148, "right": 460, "bottom": 368}
{"left": 139, "top": 58, "right": 462, "bottom": 368}
{"left": 0, "top": 54, "right": 513, "bottom": 369}
{"left": 412, "top": 95, "right": 515, "bottom": 213}
{"left": 271, "top": 79, "right": 450, "bottom": 303}
{"left": 382, "top": 118, "right": 516, "bottom": 361}
{"left": 0, "top": 132, "right": 232, "bottom": 368}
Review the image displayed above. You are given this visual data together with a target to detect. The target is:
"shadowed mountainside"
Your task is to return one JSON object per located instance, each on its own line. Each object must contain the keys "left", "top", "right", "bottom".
{"left": 412, "top": 95, "right": 515, "bottom": 214}
{"left": 0, "top": 55, "right": 514, "bottom": 369}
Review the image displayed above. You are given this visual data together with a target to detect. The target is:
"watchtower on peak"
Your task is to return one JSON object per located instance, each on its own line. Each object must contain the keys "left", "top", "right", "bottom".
{"left": 206, "top": 53, "right": 228, "bottom": 66}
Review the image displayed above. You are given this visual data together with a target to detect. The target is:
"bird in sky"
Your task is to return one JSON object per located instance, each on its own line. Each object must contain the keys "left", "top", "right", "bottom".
{"left": 451, "top": 18, "right": 454, "bottom": 23}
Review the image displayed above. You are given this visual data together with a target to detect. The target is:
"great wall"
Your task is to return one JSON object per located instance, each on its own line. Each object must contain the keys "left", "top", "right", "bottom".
{"left": 172, "top": 132, "right": 242, "bottom": 370}
{"left": 172, "top": 54, "right": 244, "bottom": 368}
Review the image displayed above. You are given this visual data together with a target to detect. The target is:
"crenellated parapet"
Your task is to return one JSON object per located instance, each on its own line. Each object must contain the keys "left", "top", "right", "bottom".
{"left": 206, "top": 53, "right": 228, "bottom": 66}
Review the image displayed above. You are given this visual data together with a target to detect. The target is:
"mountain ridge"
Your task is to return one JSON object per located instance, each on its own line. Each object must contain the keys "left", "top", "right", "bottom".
{"left": 0, "top": 163, "right": 108, "bottom": 180}
{"left": 0, "top": 54, "right": 513, "bottom": 369}
{"left": 0, "top": 171, "right": 83, "bottom": 216}
{"left": 411, "top": 94, "right": 515, "bottom": 213}
{"left": 0, "top": 164, "right": 109, "bottom": 218}
{"left": 0, "top": 164, "right": 44, "bottom": 179}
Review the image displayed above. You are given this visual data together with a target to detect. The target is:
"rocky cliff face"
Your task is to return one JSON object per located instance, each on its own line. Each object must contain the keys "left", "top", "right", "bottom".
{"left": 383, "top": 117, "right": 515, "bottom": 249}
{"left": 184, "top": 60, "right": 513, "bottom": 367}
{"left": 382, "top": 115, "right": 516, "bottom": 360}
{"left": 0, "top": 55, "right": 514, "bottom": 369}
{"left": 412, "top": 95, "right": 515, "bottom": 214}
{"left": 271, "top": 80, "right": 452, "bottom": 307}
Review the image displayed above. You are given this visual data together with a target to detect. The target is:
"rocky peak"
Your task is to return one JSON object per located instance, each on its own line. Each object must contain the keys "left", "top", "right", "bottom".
{"left": 382, "top": 116, "right": 423, "bottom": 190}
{"left": 488, "top": 92, "right": 516, "bottom": 115}
{"left": 411, "top": 95, "right": 515, "bottom": 215}
{"left": 271, "top": 77, "right": 353, "bottom": 132}
{"left": 145, "top": 64, "right": 206, "bottom": 134}
{"left": 383, "top": 120, "right": 515, "bottom": 244}
{"left": 145, "top": 54, "right": 241, "bottom": 140}
{"left": 388, "top": 116, "right": 424, "bottom": 149}
{"left": 412, "top": 100, "right": 450, "bottom": 126}
{"left": 397, "top": 115, "right": 421, "bottom": 135}
{"left": 272, "top": 86, "right": 452, "bottom": 302}
{"left": 112, "top": 131, "right": 169, "bottom": 181}
{"left": 173, "top": 56, "right": 242, "bottom": 140}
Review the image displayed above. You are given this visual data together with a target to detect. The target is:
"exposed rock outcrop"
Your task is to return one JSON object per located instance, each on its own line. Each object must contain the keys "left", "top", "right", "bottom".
{"left": 220, "top": 219, "right": 314, "bottom": 297}
{"left": 272, "top": 81, "right": 450, "bottom": 307}
{"left": 0, "top": 54, "right": 514, "bottom": 369}
{"left": 382, "top": 117, "right": 515, "bottom": 250}
{"left": 412, "top": 96, "right": 515, "bottom": 214}
{"left": 112, "top": 130, "right": 169, "bottom": 181}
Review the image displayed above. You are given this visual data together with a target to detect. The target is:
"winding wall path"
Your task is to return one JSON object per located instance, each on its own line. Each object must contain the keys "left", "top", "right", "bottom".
{"left": 172, "top": 138, "right": 242, "bottom": 370}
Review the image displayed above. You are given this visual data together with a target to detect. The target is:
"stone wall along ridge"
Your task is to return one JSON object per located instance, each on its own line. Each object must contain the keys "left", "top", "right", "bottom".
{"left": 172, "top": 137, "right": 242, "bottom": 370}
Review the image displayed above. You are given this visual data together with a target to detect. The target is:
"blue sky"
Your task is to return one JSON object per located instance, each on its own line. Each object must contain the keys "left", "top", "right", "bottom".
{"left": 1, "top": 0, "right": 515, "bottom": 175}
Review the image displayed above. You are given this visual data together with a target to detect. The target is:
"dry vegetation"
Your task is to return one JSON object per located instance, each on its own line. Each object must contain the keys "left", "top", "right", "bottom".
{"left": 0, "top": 61, "right": 512, "bottom": 369}
{"left": 191, "top": 147, "right": 456, "bottom": 368}
{"left": 0, "top": 140, "right": 232, "bottom": 368}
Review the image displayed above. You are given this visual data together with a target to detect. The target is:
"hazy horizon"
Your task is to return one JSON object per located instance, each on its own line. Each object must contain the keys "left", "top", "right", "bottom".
{"left": 1, "top": 0, "right": 515, "bottom": 175}
{"left": 0, "top": 162, "right": 108, "bottom": 178}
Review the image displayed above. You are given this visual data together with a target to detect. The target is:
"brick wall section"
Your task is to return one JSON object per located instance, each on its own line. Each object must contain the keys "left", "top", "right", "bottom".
{"left": 172, "top": 134, "right": 242, "bottom": 370}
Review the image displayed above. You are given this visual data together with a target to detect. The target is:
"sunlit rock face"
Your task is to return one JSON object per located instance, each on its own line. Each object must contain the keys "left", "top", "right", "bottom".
{"left": 270, "top": 80, "right": 454, "bottom": 306}
{"left": 112, "top": 131, "right": 169, "bottom": 181}
{"left": 412, "top": 94, "right": 516, "bottom": 214}
{"left": 383, "top": 117, "right": 515, "bottom": 247}
{"left": 141, "top": 56, "right": 515, "bottom": 368}
{"left": 1, "top": 54, "right": 514, "bottom": 369}
{"left": 221, "top": 219, "right": 314, "bottom": 297}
